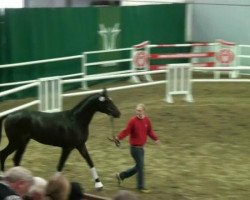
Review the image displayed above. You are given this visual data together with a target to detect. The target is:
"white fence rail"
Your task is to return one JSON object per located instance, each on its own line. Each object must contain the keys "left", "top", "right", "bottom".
{"left": 0, "top": 55, "right": 83, "bottom": 88}
{"left": 1, "top": 42, "right": 250, "bottom": 117}
{"left": 0, "top": 55, "right": 82, "bottom": 68}
{"left": 1, "top": 41, "right": 250, "bottom": 89}
{"left": 0, "top": 82, "right": 39, "bottom": 97}
{"left": 1, "top": 66, "right": 250, "bottom": 118}
{"left": 82, "top": 47, "right": 134, "bottom": 89}
{"left": 0, "top": 101, "right": 39, "bottom": 117}
{"left": 0, "top": 82, "right": 40, "bottom": 117}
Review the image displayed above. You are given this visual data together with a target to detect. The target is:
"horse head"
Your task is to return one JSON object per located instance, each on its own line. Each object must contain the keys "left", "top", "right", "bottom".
{"left": 96, "top": 89, "right": 121, "bottom": 118}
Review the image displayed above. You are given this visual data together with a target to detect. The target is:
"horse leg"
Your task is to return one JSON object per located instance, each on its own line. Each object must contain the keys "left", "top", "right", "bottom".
{"left": 0, "top": 143, "right": 17, "bottom": 172}
{"left": 56, "top": 148, "right": 73, "bottom": 172}
{"left": 13, "top": 139, "right": 30, "bottom": 166}
{"left": 77, "top": 145, "right": 103, "bottom": 190}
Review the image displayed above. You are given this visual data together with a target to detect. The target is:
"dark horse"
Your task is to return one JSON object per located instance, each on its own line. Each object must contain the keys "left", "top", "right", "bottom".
{"left": 0, "top": 89, "right": 120, "bottom": 189}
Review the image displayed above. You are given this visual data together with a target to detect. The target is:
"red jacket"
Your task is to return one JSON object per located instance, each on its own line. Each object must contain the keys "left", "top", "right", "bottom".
{"left": 117, "top": 116, "right": 159, "bottom": 146}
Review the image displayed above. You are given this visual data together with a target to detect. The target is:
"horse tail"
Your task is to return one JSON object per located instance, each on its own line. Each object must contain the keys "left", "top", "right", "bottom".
{"left": 0, "top": 115, "right": 8, "bottom": 145}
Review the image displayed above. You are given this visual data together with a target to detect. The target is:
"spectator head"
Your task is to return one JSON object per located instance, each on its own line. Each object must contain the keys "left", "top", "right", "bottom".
{"left": 4, "top": 166, "right": 33, "bottom": 197}
{"left": 25, "top": 176, "right": 48, "bottom": 200}
{"left": 45, "top": 174, "right": 70, "bottom": 200}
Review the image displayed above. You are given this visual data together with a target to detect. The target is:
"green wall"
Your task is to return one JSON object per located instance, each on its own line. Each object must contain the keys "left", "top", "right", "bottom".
{"left": 0, "top": 4, "right": 186, "bottom": 98}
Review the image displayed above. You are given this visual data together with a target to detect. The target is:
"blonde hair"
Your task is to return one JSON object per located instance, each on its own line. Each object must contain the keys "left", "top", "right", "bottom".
{"left": 136, "top": 103, "right": 145, "bottom": 111}
{"left": 45, "top": 174, "right": 70, "bottom": 200}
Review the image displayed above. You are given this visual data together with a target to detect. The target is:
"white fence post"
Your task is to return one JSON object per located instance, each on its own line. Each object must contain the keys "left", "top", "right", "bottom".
{"left": 81, "top": 53, "right": 88, "bottom": 90}
{"left": 39, "top": 77, "right": 62, "bottom": 112}
{"left": 166, "top": 63, "right": 193, "bottom": 103}
{"left": 231, "top": 45, "right": 240, "bottom": 78}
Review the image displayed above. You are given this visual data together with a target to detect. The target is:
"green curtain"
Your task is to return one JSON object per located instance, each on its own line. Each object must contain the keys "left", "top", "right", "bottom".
{"left": 0, "top": 4, "right": 186, "bottom": 99}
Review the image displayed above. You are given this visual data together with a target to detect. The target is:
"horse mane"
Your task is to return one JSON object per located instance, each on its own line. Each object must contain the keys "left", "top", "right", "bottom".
{"left": 71, "top": 93, "right": 99, "bottom": 116}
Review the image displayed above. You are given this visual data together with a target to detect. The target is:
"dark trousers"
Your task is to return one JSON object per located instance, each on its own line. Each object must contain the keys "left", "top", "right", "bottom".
{"left": 119, "top": 146, "right": 145, "bottom": 189}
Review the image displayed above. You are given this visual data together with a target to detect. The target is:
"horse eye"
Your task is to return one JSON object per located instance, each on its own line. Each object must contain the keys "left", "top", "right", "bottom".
{"left": 99, "top": 96, "right": 105, "bottom": 102}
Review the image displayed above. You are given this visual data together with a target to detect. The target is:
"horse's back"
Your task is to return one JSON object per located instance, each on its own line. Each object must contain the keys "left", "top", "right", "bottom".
{"left": 4, "top": 110, "right": 83, "bottom": 147}
{"left": 5, "top": 110, "right": 31, "bottom": 131}
{"left": 5, "top": 110, "right": 67, "bottom": 128}
{"left": 4, "top": 110, "right": 59, "bottom": 138}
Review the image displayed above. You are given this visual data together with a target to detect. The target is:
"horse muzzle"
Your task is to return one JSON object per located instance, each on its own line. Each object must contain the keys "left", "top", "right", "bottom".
{"left": 112, "top": 110, "right": 121, "bottom": 118}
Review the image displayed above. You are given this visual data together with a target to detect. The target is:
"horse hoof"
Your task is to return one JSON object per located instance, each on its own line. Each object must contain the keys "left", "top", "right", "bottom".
{"left": 95, "top": 182, "right": 103, "bottom": 190}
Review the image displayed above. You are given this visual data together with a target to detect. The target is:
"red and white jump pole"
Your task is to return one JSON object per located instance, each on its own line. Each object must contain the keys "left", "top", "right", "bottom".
{"left": 131, "top": 40, "right": 238, "bottom": 80}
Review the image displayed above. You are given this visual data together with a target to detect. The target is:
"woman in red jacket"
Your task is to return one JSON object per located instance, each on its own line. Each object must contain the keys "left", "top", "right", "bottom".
{"left": 115, "top": 104, "right": 160, "bottom": 193}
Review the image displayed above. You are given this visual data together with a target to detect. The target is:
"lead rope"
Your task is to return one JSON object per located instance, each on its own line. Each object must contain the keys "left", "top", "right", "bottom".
{"left": 108, "top": 117, "right": 120, "bottom": 147}
{"left": 110, "top": 116, "right": 115, "bottom": 138}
